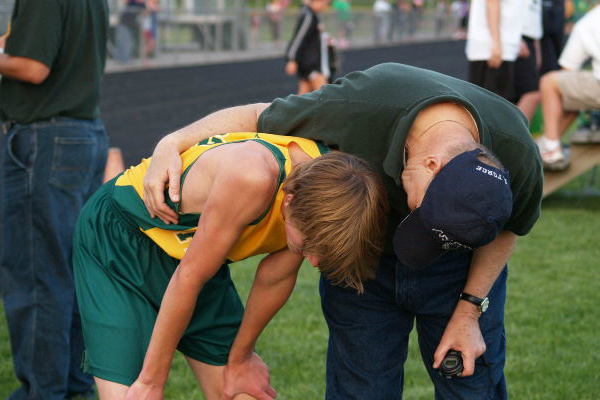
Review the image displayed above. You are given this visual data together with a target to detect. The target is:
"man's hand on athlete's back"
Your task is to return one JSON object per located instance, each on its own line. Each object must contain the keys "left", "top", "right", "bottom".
{"left": 143, "top": 139, "right": 182, "bottom": 225}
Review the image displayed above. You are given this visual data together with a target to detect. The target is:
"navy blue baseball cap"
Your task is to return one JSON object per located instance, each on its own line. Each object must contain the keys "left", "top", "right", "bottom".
{"left": 393, "top": 149, "right": 513, "bottom": 270}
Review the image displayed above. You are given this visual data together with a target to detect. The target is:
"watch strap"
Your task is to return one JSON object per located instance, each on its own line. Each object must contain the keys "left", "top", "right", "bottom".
{"left": 460, "top": 292, "right": 484, "bottom": 306}
{"left": 459, "top": 292, "right": 488, "bottom": 313}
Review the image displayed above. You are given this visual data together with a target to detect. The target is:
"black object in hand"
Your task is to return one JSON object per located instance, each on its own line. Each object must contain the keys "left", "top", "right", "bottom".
{"left": 438, "top": 349, "right": 464, "bottom": 379}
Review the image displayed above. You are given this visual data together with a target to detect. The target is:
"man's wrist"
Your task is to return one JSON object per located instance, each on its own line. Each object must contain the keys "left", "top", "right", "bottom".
{"left": 156, "top": 134, "right": 185, "bottom": 155}
{"left": 156, "top": 134, "right": 177, "bottom": 149}
{"left": 460, "top": 292, "right": 489, "bottom": 314}
{"left": 454, "top": 297, "right": 483, "bottom": 319}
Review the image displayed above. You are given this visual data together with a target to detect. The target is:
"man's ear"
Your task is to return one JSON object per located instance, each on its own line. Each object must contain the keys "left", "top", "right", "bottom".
{"left": 423, "top": 155, "right": 443, "bottom": 175}
{"left": 289, "top": 141, "right": 312, "bottom": 169}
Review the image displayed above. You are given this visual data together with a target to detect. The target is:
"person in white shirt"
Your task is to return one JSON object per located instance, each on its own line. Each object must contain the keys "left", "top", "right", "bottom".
{"left": 536, "top": 5, "right": 600, "bottom": 170}
{"left": 373, "top": 0, "right": 392, "bottom": 43}
{"left": 465, "top": 0, "right": 524, "bottom": 100}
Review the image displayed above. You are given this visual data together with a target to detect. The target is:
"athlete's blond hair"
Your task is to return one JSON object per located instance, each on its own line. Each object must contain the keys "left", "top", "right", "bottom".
{"left": 283, "top": 151, "right": 388, "bottom": 293}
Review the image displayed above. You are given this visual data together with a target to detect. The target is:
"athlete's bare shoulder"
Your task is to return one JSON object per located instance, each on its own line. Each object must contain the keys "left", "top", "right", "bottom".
{"left": 180, "top": 140, "right": 281, "bottom": 218}
{"left": 219, "top": 141, "right": 280, "bottom": 195}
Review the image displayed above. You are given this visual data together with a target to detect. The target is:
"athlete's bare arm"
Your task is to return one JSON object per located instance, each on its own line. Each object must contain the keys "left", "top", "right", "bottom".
{"left": 222, "top": 249, "right": 304, "bottom": 400}
{"left": 125, "top": 146, "right": 280, "bottom": 400}
{"left": 143, "top": 103, "right": 271, "bottom": 224}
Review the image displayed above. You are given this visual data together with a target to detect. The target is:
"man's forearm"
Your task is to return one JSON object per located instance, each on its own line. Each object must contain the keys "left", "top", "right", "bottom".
{"left": 463, "top": 230, "right": 517, "bottom": 300}
{"left": 159, "top": 103, "right": 271, "bottom": 154}
{"left": 0, "top": 54, "right": 50, "bottom": 84}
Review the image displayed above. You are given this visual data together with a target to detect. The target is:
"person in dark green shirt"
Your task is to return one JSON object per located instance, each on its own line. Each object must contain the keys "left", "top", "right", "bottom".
{"left": 142, "top": 63, "right": 543, "bottom": 400}
{"left": 0, "top": 0, "right": 109, "bottom": 398}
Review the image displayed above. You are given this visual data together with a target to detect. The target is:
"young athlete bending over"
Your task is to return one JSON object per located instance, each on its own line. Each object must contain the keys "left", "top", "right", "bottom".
{"left": 73, "top": 132, "right": 388, "bottom": 400}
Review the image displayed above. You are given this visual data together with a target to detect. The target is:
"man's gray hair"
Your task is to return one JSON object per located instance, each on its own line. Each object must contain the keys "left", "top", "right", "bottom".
{"left": 445, "top": 142, "right": 505, "bottom": 171}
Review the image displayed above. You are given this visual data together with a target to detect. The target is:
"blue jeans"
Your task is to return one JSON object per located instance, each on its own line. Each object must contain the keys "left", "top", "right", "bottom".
{"left": 1, "top": 117, "right": 108, "bottom": 399}
{"left": 320, "top": 251, "right": 508, "bottom": 400}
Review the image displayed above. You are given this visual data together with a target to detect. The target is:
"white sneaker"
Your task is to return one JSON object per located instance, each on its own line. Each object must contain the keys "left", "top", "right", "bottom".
{"left": 536, "top": 137, "right": 570, "bottom": 171}
{"left": 570, "top": 128, "right": 600, "bottom": 144}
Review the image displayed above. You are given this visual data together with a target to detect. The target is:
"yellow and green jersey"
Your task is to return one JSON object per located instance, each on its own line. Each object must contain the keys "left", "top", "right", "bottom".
{"left": 112, "top": 132, "right": 328, "bottom": 262}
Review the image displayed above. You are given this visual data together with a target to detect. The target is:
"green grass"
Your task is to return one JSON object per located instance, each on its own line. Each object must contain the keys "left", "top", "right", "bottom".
{"left": 2, "top": 171, "right": 600, "bottom": 399}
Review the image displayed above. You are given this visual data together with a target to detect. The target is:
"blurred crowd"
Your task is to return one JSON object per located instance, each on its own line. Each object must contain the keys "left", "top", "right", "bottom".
{"left": 72, "top": 0, "right": 471, "bottom": 66}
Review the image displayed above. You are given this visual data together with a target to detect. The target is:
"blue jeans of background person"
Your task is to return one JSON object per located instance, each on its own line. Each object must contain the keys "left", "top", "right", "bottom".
{"left": 320, "top": 251, "right": 508, "bottom": 400}
{"left": 0, "top": 117, "right": 108, "bottom": 400}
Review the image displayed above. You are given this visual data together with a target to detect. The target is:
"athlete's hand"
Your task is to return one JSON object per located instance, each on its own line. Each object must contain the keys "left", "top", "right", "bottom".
{"left": 125, "top": 380, "right": 164, "bottom": 400}
{"left": 222, "top": 353, "right": 277, "bottom": 400}
{"left": 432, "top": 301, "right": 486, "bottom": 377}
{"left": 143, "top": 138, "right": 181, "bottom": 225}
{"left": 285, "top": 61, "right": 297, "bottom": 76}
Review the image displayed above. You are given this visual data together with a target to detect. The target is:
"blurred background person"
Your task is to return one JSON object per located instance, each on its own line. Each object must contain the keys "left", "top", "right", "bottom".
{"left": 514, "top": 0, "right": 543, "bottom": 122}
{"left": 266, "top": 0, "right": 286, "bottom": 43}
{"left": 407, "top": 0, "right": 423, "bottom": 37}
{"left": 142, "top": 0, "right": 159, "bottom": 62}
{"left": 466, "top": 0, "right": 524, "bottom": 101}
{"left": 373, "top": 0, "right": 392, "bottom": 44}
{"left": 564, "top": 0, "right": 600, "bottom": 149}
{"left": 435, "top": 0, "right": 450, "bottom": 37}
{"left": 541, "top": 0, "right": 566, "bottom": 75}
{"left": 332, "top": 0, "right": 354, "bottom": 48}
{"left": 536, "top": 4, "right": 600, "bottom": 170}
{"left": 388, "top": 0, "right": 408, "bottom": 41}
{"left": 116, "top": 0, "right": 145, "bottom": 63}
{"left": 451, "top": 0, "right": 470, "bottom": 39}
{"left": 285, "top": 0, "right": 331, "bottom": 94}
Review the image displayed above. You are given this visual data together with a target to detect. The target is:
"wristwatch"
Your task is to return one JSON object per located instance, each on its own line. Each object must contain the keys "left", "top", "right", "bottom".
{"left": 459, "top": 292, "right": 489, "bottom": 314}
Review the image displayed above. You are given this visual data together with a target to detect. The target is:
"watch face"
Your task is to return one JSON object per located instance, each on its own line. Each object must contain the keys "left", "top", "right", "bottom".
{"left": 480, "top": 297, "right": 490, "bottom": 313}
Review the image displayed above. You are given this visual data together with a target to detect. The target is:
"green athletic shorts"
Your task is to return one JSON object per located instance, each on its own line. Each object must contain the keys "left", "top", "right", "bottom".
{"left": 73, "top": 182, "right": 244, "bottom": 386}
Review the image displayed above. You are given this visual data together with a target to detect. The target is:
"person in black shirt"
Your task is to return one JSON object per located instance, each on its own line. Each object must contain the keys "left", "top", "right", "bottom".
{"left": 285, "top": 0, "right": 331, "bottom": 94}
{"left": 541, "top": 0, "right": 566, "bottom": 75}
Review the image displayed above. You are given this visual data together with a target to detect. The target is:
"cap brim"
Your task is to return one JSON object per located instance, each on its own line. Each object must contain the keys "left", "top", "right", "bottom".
{"left": 393, "top": 209, "right": 446, "bottom": 270}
